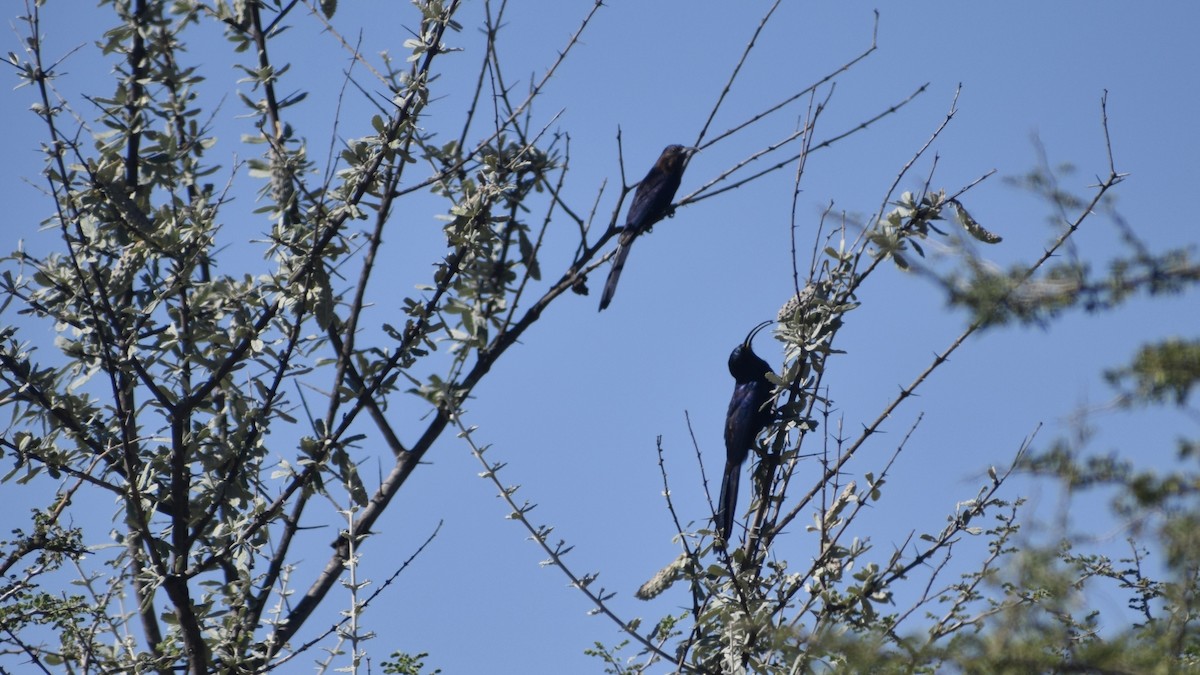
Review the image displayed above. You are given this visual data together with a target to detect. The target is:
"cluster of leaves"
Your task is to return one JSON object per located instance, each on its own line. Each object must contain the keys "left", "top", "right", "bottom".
{"left": 945, "top": 164, "right": 1198, "bottom": 329}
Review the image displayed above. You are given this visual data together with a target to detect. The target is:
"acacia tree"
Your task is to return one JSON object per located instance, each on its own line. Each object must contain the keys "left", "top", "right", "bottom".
{"left": 2, "top": 1, "right": 624, "bottom": 671}
{"left": 4, "top": 1, "right": 1198, "bottom": 674}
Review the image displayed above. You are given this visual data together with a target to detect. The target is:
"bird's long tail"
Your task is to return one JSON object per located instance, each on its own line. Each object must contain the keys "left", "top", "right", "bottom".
{"left": 598, "top": 239, "right": 633, "bottom": 311}
{"left": 716, "top": 460, "right": 741, "bottom": 545}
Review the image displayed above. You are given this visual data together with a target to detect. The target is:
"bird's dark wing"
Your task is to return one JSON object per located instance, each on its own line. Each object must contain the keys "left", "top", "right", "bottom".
{"left": 718, "top": 379, "right": 772, "bottom": 542}
{"left": 725, "top": 380, "right": 771, "bottom": 462}
{"left": 597, "top": 174, "right": 672, "bottom": 310}
{"left": 624, "top": 163, "right": 682, "bottom": 234}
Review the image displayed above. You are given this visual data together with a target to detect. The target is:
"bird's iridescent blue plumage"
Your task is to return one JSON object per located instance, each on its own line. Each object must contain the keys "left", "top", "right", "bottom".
{"left": 598, "top": 144, "right": 695, "bottom": 310}
{"left": 717, "top": 322, "right": 774, "bottom": 545}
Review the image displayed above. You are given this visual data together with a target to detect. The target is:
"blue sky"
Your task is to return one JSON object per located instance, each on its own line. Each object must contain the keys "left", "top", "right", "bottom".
{"left": 4, "top": 1, "right": 1199, "bottom": 672}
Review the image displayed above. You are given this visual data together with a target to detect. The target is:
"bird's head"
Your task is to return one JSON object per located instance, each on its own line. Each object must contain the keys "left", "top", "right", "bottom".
{"left": 658, "top": 144, "right": 698, "bottom": 172}
{"left": 728, "top": 320, "right": 773, "bottom": 380}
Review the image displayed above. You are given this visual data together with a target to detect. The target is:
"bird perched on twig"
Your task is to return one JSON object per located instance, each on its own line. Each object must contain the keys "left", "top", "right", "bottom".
{"left": 598, "top": 144, "right": 697, "bottom": 311}
{"left": 718, "top": 320, "right": 775, "bottom": 546}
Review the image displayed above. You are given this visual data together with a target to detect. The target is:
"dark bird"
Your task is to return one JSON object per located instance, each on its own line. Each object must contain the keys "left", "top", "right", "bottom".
{"left": 717, "top": 320, "right": 775, "bottom": 545}
{"left": 598, "top": 144, "right": 697, "bottom": 311}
